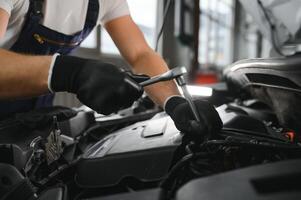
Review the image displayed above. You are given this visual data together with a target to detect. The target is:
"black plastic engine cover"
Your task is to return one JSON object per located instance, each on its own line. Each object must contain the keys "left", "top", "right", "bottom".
{"left": 76, "top": 113, "right": 182, "bottom": 188}
{"left": 176, "top": 159, "right": 301, "bottom": 200}
{"left": 76, "top": 103, "right": 287, "bottom": 188}
{"left": 37, "top": 187, "right": 68, "bottom": 200}
{"left": 85, "top": 189, "right": 161, "bottom": 200}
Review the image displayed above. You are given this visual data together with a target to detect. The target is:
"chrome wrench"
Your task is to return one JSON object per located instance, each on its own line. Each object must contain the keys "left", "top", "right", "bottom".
{"left": 139, "top": 66, "right": 201, "bottom": 122}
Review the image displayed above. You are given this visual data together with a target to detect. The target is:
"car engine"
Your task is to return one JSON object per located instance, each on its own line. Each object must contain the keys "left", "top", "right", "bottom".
{"left": 0, "top": 56, "right": 301, "bottom": 200}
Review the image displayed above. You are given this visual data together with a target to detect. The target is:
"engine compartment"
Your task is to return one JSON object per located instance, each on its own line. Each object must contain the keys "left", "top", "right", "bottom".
{"left": 0, "top": 55, "right": 301, "bottom": 199}
{"left": 0, "top": 90, "right": 300, "bottom": 200}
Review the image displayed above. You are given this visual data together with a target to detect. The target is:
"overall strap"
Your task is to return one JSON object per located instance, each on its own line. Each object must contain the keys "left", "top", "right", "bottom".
{"left": 84, "top": 0, "right": 100, "bottom": 29}
{"left": 24, "top": 0, "right": 45, "bottom": 24}
{"left": 31, "top": 0, "right": 44, "bottom": 17}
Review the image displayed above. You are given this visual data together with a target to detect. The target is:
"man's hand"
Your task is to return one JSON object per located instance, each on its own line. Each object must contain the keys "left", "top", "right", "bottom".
{"left": 50, "top": 55, "right": 143, "bottom": 115}
{"left": 165, "top": 96, "right": 223, "bottom": 141}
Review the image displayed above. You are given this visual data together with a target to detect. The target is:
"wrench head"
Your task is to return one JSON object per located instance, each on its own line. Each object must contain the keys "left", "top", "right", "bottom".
{"left": 161, "top": 66, "right": 187, "bottom": 80}
{"left": 139, "top": 66, "right": 188, "bottom": 87}
{"left": 171, "top": 66, "right": 187, "bottom": 77}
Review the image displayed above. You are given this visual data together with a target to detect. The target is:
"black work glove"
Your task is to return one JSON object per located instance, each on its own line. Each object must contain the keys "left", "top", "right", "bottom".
{"left": 50, "top": 55, "right": 143, "bottom": 115}
{"left": 165, "top": 96, "right": 223, "bottom": 141}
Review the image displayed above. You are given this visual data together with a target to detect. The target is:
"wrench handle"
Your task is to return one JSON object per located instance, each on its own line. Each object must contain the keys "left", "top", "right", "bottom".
{"left": 124, "top": 73, "right": 150, "bottom": 91}
{"left": 176, "top": 76, "right": 201, "bottom": 122}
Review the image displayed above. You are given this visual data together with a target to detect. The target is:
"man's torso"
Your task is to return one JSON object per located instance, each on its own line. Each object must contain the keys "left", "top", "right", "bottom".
{"left": 0, "top": 0, "right": 129, "bottom": 49}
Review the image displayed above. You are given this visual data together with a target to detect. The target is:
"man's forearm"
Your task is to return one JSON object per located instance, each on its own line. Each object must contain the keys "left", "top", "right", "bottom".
{"left": 0, "top": 49, "right": 51, "bottom": 99}
{"left": 130, "top": 49, "right": 180, "bottom": 107}
{"left": 104, "top": 16, "right": 180, "bottom": 107}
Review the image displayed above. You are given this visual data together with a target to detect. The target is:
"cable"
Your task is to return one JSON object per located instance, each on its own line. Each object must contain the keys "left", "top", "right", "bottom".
{"left": 257, "top": 0, "right": 285, "bottom": 56}
{"left": 155, "top": 0, "right": 173, "bottom": 51}
{"left": 160, "top": 154, "right": 193, "bottom": 188}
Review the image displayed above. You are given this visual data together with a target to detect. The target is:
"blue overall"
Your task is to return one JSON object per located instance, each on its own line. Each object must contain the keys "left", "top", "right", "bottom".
{"left": 0, "top": 0, "right": 99, "bottom": 117}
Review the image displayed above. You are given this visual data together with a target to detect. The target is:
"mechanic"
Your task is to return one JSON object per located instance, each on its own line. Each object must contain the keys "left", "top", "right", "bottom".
{"left": 0, "top": 0, "right": 222, "bottom": 137}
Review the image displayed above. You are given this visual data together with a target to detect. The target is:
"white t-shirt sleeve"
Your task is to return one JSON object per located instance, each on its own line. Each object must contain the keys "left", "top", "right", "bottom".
{"left": 0, "top": 0, "right": 15, "bottom": 16}
{"left": 99, "top": 0, "right": 130, "bottom": 25}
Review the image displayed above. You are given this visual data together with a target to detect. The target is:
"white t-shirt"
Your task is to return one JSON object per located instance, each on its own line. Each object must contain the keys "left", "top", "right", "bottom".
{"left": 0, "top": 0, "right": 130, "bottom": 49}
